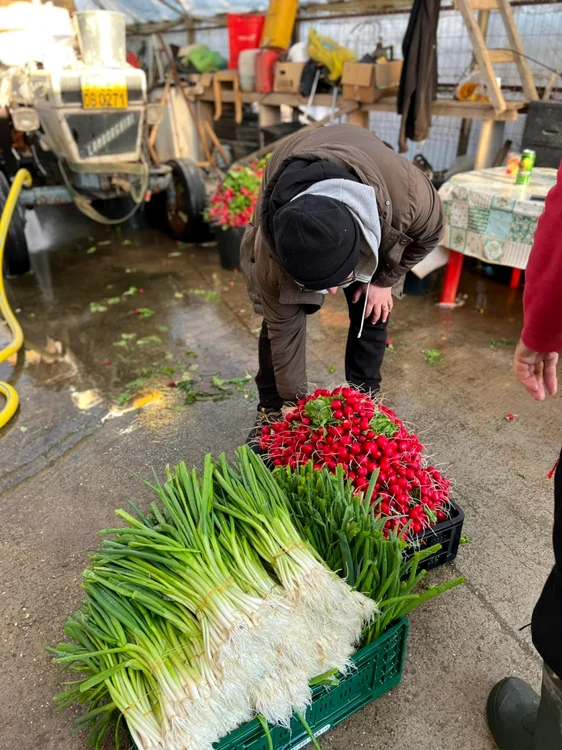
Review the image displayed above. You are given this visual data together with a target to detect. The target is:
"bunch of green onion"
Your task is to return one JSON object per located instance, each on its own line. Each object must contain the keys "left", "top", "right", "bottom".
{"left": 49, "top": 449, "right": 376, "bottom": 750}
{"left": 272, "top": 462, "right": 465, "bottom": 643}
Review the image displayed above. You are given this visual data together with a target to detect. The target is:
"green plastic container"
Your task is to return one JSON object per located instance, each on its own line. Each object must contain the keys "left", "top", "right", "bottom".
{"left": 214, "top": 617, "right": 409, "bottom": 750}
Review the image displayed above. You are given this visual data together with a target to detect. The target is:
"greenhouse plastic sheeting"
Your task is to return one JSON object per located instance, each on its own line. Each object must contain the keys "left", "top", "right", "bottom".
{"left": 74, "top": 0, "right": 326, "bottom": 22}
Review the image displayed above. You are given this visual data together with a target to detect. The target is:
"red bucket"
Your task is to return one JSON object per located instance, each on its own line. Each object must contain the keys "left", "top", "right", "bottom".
{"left": 255, "top": 49, "right": 281, "bottom": 93}
{"left": 227, "top": 13, "right": 265, "bottom": 70}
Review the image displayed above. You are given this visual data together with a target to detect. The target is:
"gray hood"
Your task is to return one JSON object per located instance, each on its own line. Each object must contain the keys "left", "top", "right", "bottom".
{"left": 292, "top": 178, "right": 381, "bottom": 337}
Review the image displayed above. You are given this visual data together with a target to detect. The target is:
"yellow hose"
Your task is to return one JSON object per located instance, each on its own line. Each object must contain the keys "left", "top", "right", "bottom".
{"left": 0, "top": 168, "right": 32, "bottom": 428}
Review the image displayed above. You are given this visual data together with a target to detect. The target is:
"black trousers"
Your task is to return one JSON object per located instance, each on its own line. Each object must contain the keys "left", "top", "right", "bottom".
{"left": 532, "top": 449, "right": 562, "bottom": 680}
{"left": 255, "top": 281, "right": 388, "bottom": 411}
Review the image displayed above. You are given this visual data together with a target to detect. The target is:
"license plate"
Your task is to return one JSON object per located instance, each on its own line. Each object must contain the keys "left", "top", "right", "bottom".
{"left": 81, "top": 76, "right": 128, "bottom": 109}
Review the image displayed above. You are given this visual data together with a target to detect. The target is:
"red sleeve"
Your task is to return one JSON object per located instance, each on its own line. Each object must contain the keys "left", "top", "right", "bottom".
{"left": 521, "top": 162, "right": 562, "bottom": 352}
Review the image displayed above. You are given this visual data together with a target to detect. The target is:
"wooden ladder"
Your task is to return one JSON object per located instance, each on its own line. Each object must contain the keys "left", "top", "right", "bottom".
{"left": 456, "top": 0, "right": 539, "bottom": 113}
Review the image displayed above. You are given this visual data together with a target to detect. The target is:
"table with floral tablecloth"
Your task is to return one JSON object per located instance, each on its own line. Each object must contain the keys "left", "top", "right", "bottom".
{"left": 439, "top": 167, "right": 557, "bottom": 270}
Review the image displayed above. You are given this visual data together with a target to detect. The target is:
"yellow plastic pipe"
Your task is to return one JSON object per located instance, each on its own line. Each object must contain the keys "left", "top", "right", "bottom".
{"left": 0, "top": 168, "right": 32, "bottom": 428}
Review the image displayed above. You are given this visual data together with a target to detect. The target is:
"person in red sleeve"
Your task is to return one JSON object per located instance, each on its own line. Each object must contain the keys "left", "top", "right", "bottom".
{"left": 487, "top": 164, "right": 562, "bottom": 749}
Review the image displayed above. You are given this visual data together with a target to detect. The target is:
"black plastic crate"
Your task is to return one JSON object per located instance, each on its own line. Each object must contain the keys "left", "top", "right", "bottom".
{"left": 405, "top": 501, "right": 464, "bottom": 571}
{"left": 522, "top": 101, "right": 562, "bottom": 168}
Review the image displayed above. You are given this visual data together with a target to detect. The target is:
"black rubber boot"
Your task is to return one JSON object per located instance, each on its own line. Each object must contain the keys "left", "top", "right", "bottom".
{"left": 487, "top": 677, "right": 538, "bottom": 749}
{"left": 487, "top": 666, "right": 562, "bottom": 750}
{"left": 534, "top": 666, "right": 562, "bottom": 749}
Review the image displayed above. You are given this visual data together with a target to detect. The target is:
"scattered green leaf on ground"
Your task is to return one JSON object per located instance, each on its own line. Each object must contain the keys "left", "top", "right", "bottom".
{"left": 137, "top": 335, "right": 162, "bottom": 347}
{"left": 165, "top": 352, "right": 174, "bottom": 361}
{"left": 460, "top": 536, "right": 471, "bottom": 545}
{"left": 126, "top": 377, "right": 148, "bottom": 390}
{"left": 423, "top": 348, "right": 443, "bottom": 364}
{"left": 490, "top": 337, "right": 516, "bottom": 349}
{"left": 188, "top": 364, "right": 199, "bottom": 372}
{"left": 106, "top": 284, "right": 114, "bottom": 290}
{"left": 190, "top": 289, "right": 219, "bottom": 302}
{"left": 157, "top": 325, "right": 169, "bottom": 333}
{"left": 113, "top": 340, "right": 129, "bottom": 348}
{"left": 98, "top": 240, "right": 111, "bottom": 246}
{"left": 116, "top": 392, "right": 131, "bottom": 406}
{"left": 135, "top": 308, "right": 154, "bottom": 318}
{"left": 251, "top": 327, "right": 262, "bottom": 336}
{"left": 125, "top": 268, "right": 137, "bottom": 274}
{"left": 107, "top": 297, "right": 121, "bottom": 305}
{"left": 122, "top": 239, "right": 132, "bottom": 246}
{"left": 398, "top": 340, "right": 406, "bottom": 346}
{"left": 90, "top": 301, "right": 107, "bottom": 313}
{"left": 168, "top": 251, "right": 182, "bottom": 258}
{"left": 121, "top": 332, "right": 136, "bottom": 340}
{"left": 123, "top": 286, "right": 138, "bottom": 296}
{"left": 517, "top": 472, "right": 528, "bottom": 480}
{"left": 185, "top": 349, "right": 198, "bottom": 358}
{"left": 86, "top": 246, "right": 97, "bottom": 254}
{"left": 174, "top": 292, "right": 184, "bottom": 299}
{"left": 117, "top": 354, "right": 137, "bottom": 364}
{"left": 212, "top": 374, "right": 252, "bottom": 393}
{"left": 20, "top": 426, "right": 27, "bottom": 433}
{"left": 328, "top": 364, "right": 336, "bottom": 374}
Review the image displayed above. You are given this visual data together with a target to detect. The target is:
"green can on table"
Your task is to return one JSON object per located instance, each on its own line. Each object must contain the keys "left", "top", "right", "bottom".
{"left": 516, "top": 149, "right": 537, "bottom": 185}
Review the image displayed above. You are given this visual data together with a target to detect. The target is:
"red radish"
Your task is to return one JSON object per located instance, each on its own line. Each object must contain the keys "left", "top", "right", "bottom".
{"left": 259, "top": 386, "right": 453, "bottom": 541}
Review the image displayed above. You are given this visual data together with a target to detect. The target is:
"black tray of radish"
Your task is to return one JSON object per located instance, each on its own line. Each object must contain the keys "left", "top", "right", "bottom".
{"left": 255, "top": 387, "right": 465, "bottom": 572}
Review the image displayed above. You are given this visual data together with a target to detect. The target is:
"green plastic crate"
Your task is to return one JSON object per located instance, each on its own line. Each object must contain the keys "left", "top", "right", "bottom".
{"left": 214, "top": 617, "right": 409, "bottom": 750}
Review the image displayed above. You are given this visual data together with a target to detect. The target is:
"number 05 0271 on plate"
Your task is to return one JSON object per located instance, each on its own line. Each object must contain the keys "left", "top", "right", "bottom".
{"left": 81, "top": 76, "right": 128, "bottom": 109}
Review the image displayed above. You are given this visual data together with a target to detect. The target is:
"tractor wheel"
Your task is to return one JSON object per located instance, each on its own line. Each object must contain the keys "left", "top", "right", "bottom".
{"left": 148, "top": 158, "right": 207, "bottom": 242}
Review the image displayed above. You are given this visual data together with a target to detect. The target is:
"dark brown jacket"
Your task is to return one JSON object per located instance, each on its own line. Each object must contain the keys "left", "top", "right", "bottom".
{"left": 240, "top": 124, "right": 443, "bottom": 402}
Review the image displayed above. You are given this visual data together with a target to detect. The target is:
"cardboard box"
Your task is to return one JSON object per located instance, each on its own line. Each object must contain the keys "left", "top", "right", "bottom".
{"left": 273, "top": 62, "right": 305, "bottom": 94}
{"left": 342, "top": 60, "right": 403, "bottom": 103}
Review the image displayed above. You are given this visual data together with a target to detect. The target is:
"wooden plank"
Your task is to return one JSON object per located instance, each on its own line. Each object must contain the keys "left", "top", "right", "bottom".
{"left": 542, "top": 72, "right": 558, "bottom": 101}
{"left": 461, "top": 0, "right": 498, "bottom": 10}
{"left": 496, "top": 0, "right": 539, "bottom": 101}
{"left": 198, "top": 90, "right": 525, "bottom": 121}
{"left": 487, "top": 49, "right": 517, "bottom": 63}
{"left": 455, "top": 0, "right": 506, "bottom": 113}
{"left": 457, "top": 9, "right": 490, "bottom": 157}
{"left": 348, "top": 109, "right": 370, "bottom": 128}
{"left": 365, "top": 97, "right": 524, "bottom": 120}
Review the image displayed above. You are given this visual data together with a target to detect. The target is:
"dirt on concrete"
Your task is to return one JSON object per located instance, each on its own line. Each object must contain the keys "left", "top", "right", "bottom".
{"left": 0, "top": 206, "right": 558, "bottom": 750}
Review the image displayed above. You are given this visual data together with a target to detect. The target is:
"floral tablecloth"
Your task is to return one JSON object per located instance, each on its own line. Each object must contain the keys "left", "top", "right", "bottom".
{"left": 439, "top": 167, "right": 557, "bottom": 269}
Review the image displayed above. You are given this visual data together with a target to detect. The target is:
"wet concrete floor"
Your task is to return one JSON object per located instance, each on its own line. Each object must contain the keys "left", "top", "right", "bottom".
{"left": 0, "top": 206, "right": 559, "bottom": 750}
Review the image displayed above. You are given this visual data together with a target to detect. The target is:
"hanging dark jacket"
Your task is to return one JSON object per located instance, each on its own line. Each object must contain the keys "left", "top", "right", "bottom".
{"left": 397, "top": 0, "right": 441, "bottom": 153}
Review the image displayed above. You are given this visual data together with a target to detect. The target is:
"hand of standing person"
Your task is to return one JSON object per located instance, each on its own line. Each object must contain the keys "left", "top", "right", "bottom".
{"left": 513, "top": 340, "right": 559, "bottom": 401}
{"left": 351, "top": 283, "right": 393, "bottom": 323}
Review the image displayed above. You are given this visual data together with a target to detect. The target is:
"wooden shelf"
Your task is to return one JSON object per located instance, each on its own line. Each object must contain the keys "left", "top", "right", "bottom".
{"left": 198, "top": 89, "right": 526, "bottom": 122}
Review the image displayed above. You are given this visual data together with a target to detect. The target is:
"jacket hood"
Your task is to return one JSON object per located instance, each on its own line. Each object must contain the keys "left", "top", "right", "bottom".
{"left": 262, "top": 158, "right": 361, "bottom": 253}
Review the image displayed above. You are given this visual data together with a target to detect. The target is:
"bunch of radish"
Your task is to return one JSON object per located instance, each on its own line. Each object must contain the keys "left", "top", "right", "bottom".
{"left": 258, "top": 387, "right": 452, "bottom": 537}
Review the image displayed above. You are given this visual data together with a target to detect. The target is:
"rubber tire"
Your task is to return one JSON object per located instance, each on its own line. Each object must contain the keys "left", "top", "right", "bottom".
{"left": 152, "top": 158, "right": 207, "bottom": 242}
{"left": 0, "top": 171, "right": 30, "bottom": 276}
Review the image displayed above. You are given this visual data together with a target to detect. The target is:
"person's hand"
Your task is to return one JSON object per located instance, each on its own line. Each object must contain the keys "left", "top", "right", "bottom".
{"left": 352, "top": 283, "right": 393, "bottom": 323}
{"left": 513, "top": 338, "right": 559, "bottom": 401}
